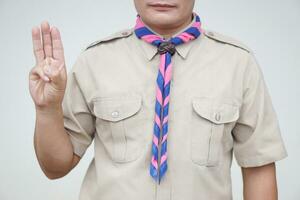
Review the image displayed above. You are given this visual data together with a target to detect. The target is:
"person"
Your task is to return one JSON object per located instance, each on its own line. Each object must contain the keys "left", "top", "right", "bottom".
{"left": 29, "top": 0, "right": 288, "bottom": 199}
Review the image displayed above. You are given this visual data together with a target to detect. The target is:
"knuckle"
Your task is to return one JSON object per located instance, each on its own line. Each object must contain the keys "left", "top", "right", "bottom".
{"left": 35, "top": 48, "right": 44, "bottom": 54}
{"left": 36, "top": 67, "right": 44, "bottom": 75}
{"left": 29, "top": 65, "right": 37, "bottom": 74}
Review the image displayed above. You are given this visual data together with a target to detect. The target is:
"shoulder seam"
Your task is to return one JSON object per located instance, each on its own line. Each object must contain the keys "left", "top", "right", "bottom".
{"left": 85, "top": 28, "right": 134, "bottom": 50}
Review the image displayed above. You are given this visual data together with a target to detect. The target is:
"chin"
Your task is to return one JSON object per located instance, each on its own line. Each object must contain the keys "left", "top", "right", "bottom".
{"left": 143, "top": 10, "right": 180, "bottom": 28}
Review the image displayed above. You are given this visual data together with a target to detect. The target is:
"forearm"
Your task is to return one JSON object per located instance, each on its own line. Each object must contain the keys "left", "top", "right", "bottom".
{"left": 242, "top": 163, "right": 278, "bottom": 200}
{"left": 34, "top": 105, "right": 74, "bottom": 178}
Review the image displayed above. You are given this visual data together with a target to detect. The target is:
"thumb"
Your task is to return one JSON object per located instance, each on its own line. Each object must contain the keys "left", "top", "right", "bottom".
{"left": 43, "top": 61, "right": 66, "bottom": 89}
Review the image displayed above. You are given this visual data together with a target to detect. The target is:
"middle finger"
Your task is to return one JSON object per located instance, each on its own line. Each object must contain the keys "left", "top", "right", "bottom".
{"left": 41, "top": 21, "right": 53, "bottom": 58}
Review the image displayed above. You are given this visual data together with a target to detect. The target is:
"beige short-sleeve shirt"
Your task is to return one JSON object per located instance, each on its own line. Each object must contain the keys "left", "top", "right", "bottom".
{"left": 62, "top": 24, "right": 288, "bottom": 200}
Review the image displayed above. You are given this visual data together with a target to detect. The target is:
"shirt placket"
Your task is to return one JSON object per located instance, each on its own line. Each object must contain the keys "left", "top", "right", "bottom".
{"left": 155, "top": 175, "right": 172, "bottom": 200}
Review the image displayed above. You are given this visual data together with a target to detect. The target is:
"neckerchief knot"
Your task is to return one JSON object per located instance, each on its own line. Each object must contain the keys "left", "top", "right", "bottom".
{"left": 157, "top": 41, "right": 176, "bottom": 56}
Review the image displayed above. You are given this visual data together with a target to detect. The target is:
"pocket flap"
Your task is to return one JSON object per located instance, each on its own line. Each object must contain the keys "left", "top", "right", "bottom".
{"left": 93, "top": 94, "right": 142, "bottom": 122}
{"left": 192, "top": 97, "right": 239, "bottom": 124}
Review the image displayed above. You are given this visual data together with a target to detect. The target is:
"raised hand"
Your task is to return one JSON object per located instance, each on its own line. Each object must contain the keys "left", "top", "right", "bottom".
{"left": 29, "top": 21, "right": 67, "bottom": 110}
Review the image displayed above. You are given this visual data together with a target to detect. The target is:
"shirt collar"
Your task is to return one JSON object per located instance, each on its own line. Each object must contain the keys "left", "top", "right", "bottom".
{"left": 136, "top": 14, "right": 199, "bottom": 61}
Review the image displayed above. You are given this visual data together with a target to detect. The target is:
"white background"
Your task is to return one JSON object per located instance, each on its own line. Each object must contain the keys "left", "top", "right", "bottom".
{"left": 0, "top": 0, "right": 299, "bottom": 199}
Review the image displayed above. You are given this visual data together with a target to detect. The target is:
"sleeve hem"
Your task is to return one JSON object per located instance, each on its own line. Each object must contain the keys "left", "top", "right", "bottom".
{"left": 235, "top": 146, "right": 288, "bottom": 168}
{"left": 66, "top": 130, "right": 90, "bottom": 158}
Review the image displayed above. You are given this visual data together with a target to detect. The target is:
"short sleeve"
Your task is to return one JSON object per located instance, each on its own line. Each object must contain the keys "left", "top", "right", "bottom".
{"left": 232, "top": 52, "right": 288, "bottom": 167}
{"left": 62, "top": 55, "right": 95, "bottom": 157}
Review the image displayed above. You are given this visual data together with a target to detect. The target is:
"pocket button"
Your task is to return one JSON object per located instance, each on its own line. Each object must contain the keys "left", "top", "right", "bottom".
{"left": 215, "top": 112, "right": 221, "bottom": 122}
{"left": 111, "top": 110, "right": 120, "bottom": 118}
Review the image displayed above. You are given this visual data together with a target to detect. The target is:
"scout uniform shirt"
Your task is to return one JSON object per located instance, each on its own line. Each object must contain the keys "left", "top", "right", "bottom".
{"left": 62, "top": 22, "right": 288, "bottom": 200}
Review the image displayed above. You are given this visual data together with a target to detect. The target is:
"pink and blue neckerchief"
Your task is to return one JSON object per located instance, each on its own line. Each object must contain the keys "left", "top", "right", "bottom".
{"left": 134, "top": 13, "right": 203, "bottom": 183}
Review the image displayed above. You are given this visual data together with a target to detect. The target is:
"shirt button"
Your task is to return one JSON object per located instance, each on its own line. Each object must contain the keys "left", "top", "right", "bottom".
{"left": 215, "top": 112, "right": 221, "bottom": 121}
{"left": 111, "top": 111, "right": 119, "bottom": 118}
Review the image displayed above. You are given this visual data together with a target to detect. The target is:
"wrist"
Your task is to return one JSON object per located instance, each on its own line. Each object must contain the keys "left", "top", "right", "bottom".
{"left": 35, "top": 104, "right": 63, "bottom": 115}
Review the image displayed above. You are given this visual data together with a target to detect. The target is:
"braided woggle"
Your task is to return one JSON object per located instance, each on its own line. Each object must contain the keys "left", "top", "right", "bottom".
{"left": 158, "top": 41, "right": 176, "bottom": 56}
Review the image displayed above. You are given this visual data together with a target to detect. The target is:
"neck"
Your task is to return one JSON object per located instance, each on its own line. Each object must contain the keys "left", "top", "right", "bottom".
{"left": 145, "top": 14, "right": 194, "bottom": 39}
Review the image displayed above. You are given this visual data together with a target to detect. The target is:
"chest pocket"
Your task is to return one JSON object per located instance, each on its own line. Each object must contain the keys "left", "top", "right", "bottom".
{"left": 93, "top": 93, "right": 147, "bottom": 163}
{"left": 190, "top": 96, "right": 239, "bottom": 166}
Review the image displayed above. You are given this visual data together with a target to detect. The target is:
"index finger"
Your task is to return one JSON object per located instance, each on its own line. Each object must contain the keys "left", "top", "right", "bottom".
{"left": 31, "top": 26, "right": 45, "bottom": 63}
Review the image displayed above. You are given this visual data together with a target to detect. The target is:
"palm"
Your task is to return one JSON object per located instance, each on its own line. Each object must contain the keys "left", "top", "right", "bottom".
{"left": 29, "top": 22, "right": 67, "bottom": 108}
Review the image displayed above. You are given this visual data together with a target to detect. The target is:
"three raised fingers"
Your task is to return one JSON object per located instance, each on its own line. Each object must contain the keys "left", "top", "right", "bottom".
{"left": 32, "top": 21, "right": 65, "bottom": 64}
{"left": 31, "top": 21, "right": 66, "bottom": 84}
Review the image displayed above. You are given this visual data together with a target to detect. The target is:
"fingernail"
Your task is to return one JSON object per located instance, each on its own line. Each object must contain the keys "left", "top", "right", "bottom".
{"left": 44, "top": 76, "right": 50, "bottom": 82}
